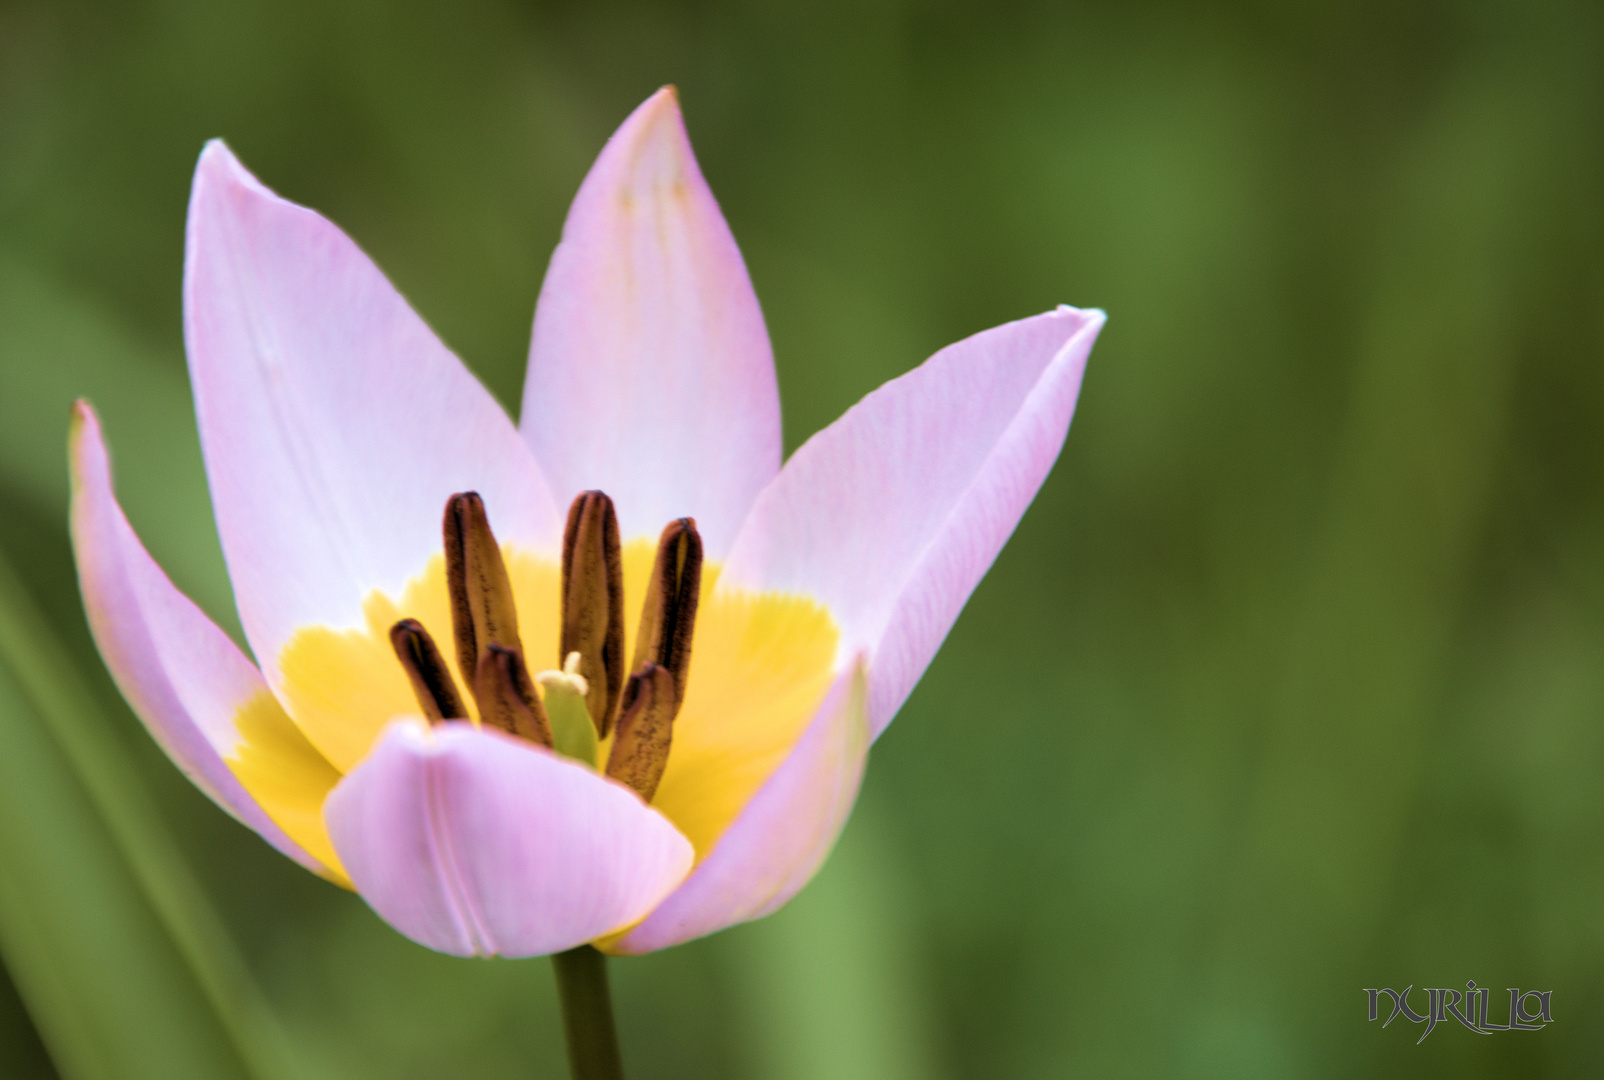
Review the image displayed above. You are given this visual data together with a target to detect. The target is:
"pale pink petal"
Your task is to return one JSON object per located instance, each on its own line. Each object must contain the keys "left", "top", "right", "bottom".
{"left": 523, "top": 87, "right": 780, "bottom": 555}
{"left": 184, "top": 142, "right": 562, "bottom": 683}
{"left": 325, "top": 720, "right": 694, "bottom": 957}
{"left": 614, "top": 658, "right": 868, "bottom": 954}
{"left": 722, "top": 307, "right": 1103, "bottom": 737}
{"left": 69, "top": 402, "right": 327, "bottom": 874}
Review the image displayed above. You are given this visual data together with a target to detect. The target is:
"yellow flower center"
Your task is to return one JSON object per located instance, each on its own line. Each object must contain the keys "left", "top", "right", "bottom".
{"left": 220, "top": 537, "right": 839, "bottom": 889}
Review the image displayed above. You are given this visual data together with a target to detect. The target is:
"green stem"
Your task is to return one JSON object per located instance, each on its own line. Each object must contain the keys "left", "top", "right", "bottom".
{"left": 551, "top": 945, "right": 625, "bottom": 1080}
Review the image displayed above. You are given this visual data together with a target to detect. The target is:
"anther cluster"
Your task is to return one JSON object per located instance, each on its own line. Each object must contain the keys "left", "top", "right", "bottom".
{"left": 388, "top": 490, "right": 702, "bottom": 801}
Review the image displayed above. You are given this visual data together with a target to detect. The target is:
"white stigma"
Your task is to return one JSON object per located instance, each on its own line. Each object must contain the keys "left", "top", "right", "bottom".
{"left": 535, "top": 651, "right": 590, "bottom": 697}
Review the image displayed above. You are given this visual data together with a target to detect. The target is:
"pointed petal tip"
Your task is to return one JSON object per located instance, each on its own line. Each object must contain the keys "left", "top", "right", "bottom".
{"left": 194, "top": 138, "right": 247, "bottom": 188}
{"left": 635, "top": 84, "right": 684, "bottom": 126}
{"left": 68, "top": 397, "right": 93, "bottom": 444}
{"left": 68, "top": 399, "right": 108, "bottom": 496}
{"left": 1056, "top": 305, "right": 1106, "bottom": 359}
{"left": 1051, "top": 303, "right": 1107, "bottom": 330}
{"left": 190, "top": 139, "right": 286, "bottom": 220}
{"left": 189, "top": 142, "right": 259, "bottom": 242}
{"left": 602, "top": 85, "right": 698, "bottom": 195}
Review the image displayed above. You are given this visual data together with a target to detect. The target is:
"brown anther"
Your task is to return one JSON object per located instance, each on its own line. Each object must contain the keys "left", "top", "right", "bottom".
{"left": 389, "top": 618, "right": 467, "bottom": 722}
{"left": 606, "top": 662, "right": 677, "bottom": 801}
{"left": 631, "top": 517, "right": 702, "bottom": 709}
{"left": 560, "top": 491, "right": 625, "bottom": 737}
{"left": 444, "top": 491, "right": 524, "bottom": 681}
{"left": 473, "top": 645, "right": 553, "bottom": 747}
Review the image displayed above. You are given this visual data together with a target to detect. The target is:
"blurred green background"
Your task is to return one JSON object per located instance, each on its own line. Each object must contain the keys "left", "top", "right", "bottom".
{"left": 1, "top": 0, "right": 1602, "bottom": 1077}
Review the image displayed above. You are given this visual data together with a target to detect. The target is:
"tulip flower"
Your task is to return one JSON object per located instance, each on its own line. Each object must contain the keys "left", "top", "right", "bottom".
{"left": 69, "top": 88, "right": 1103, "bottom": 966}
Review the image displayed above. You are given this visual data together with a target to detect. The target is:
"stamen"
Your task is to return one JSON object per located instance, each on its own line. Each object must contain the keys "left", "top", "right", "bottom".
{"left": 389, "top": 618, "right": 467, "bottom": 721}
{"left": 474, "top": 644, "right": 554, "bottom": 747}
{"left": 444, "top": 491, "right": 524, "bottom": 683}
{"left": 631, "top": 517, "right": 702, "bottom": 708}
{"left": 560, "top": 491, "right": 625, "bottom": 737}
{"left": 536, "top": 652, "right": 599, "bottom": 766}
{"left": 606, "top": 662, "right": 677, "bottom": 801}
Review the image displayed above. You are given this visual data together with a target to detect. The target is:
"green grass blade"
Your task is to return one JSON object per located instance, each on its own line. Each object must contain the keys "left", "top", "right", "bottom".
{"left": 0, "top": 553, "right": 303, "bottom": 1080}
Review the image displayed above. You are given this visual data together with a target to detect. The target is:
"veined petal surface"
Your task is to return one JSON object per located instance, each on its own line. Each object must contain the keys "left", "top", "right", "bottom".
{"left": 523, "top": 87, "right": 780, "bottom": 555}
{"left": 615, "top": 658, "right": 868, "bottom": 953}
{"left": 184, "top": 142, "right": 562, "bottom": 683}
{"left": 723, "top": 307, "right": 1103, "bottom": 735}
{"left": 69, "top": 401, "right": 330, "bottom": 875}
{"left": 324, "top": 720, "right": 694, "bottom": 957}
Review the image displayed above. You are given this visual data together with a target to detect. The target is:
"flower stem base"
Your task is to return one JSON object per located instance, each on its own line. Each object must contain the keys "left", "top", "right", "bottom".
{"left": 552, "top": 945, "right": 625, "bottom": 1080}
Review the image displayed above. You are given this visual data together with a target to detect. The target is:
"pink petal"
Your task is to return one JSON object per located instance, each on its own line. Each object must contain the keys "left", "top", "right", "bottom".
{"left": 324, "top": 720, "right": 694, "bottom": 957}
{"left": 523, "top": 87, "right": 780, "bottom": 556}
{"left": 69, "top": 401, "right": 328, "bottom": 875}
{"left": 722, "top": 307, "right": 1103, "bottom": 737}
{"left": 614, "top": 658, "right": 868, "bottom": 954}
{"left": 184, "top": 142, "right": 562, "bottom": 683}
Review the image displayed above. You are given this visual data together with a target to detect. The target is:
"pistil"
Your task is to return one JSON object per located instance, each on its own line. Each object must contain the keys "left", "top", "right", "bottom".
{"left": 536, "top": 652, "right": 599, "bottom": 766}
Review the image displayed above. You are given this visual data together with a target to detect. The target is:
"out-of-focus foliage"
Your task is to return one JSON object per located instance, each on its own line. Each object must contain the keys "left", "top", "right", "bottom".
{"left": 0, "top": 554, "right": 303, "bottom": 1080}
{"left": 1, "top": 0, "right": 1601, "bottom": 1077}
